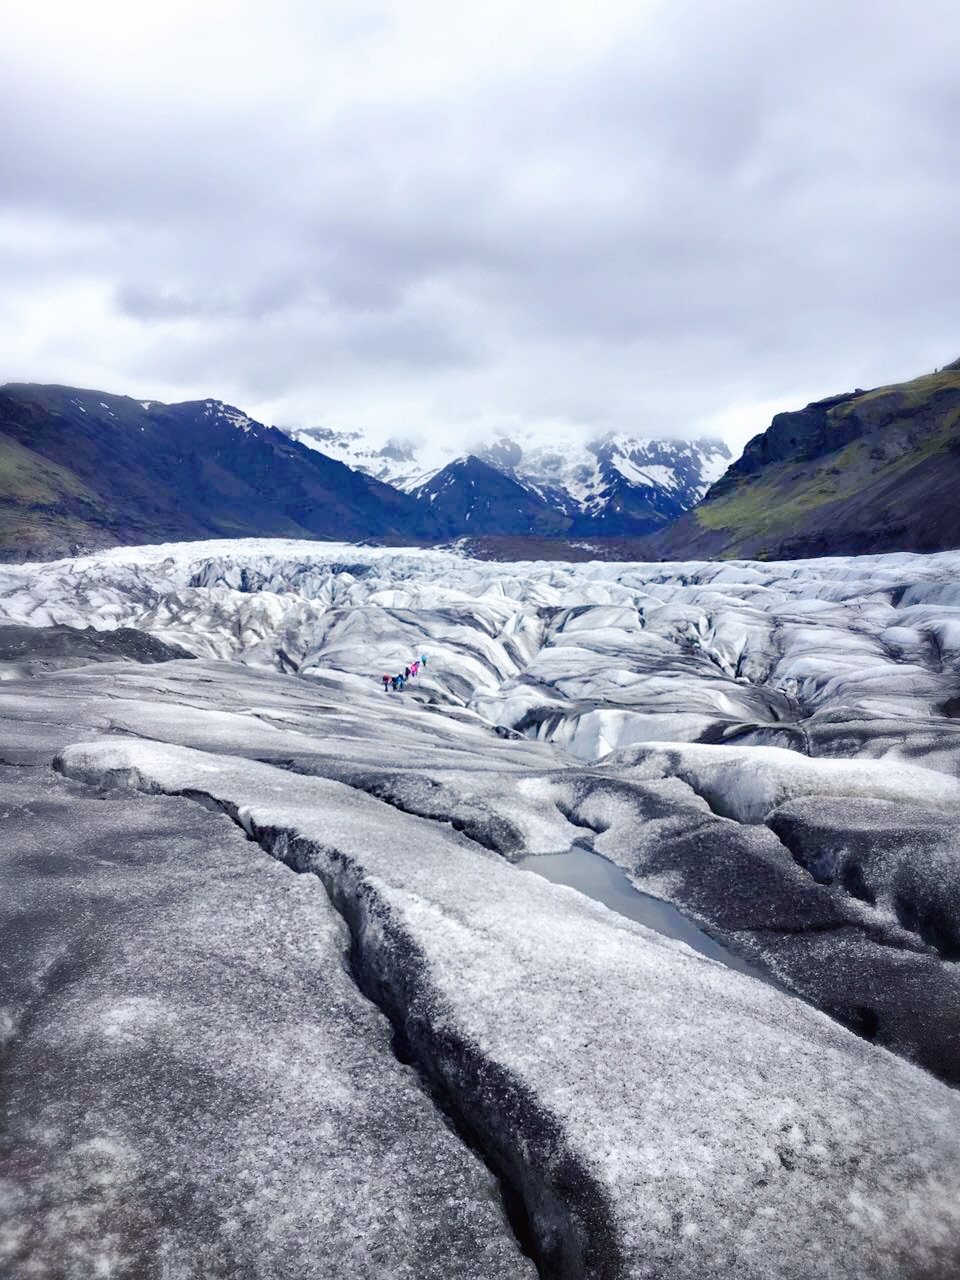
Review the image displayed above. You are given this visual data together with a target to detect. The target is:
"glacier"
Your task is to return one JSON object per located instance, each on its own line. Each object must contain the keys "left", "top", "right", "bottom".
{"left": 2, "top": 538, "right": 960, "bottom": 1278}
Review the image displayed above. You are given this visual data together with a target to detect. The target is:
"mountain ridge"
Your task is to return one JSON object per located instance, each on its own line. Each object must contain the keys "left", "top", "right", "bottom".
{"left": 650, "top": 363, "right": 960, "bottom": 560}
{"left": 7, "top": 361, "right": 957, "bottom": 566}
{"left": 0, "top": 382, "right": 731, "bottom": 560}
{"left": 0, "top": 383, "right": 434, "bottom": 560}
{"left": 288, "top": 422, "right": 729, "bottom": 539}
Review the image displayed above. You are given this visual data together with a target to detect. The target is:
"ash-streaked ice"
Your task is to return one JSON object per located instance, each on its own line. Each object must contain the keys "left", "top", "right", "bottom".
{"left": 3, "top": 538, "right": 960, "bottom": 1274}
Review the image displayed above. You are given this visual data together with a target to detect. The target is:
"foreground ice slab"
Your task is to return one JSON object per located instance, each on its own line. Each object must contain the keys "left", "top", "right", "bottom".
{"left": 0, "top": 766, "right": 531, "bottom": 1279}
{"left": 3, "top": 647, "right": 954, "bottom": 1086}
{"left": 54, "top": 737, "right": 960, "bottom": 1280}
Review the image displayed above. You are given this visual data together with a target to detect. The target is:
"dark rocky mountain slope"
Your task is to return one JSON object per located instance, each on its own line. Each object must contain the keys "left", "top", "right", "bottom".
{"left": 0, "top": 384, "right": 433, "bottom": 561}
{"left": 9, "top": 363, "right": 958, "bottom": 565}
{"left": 412, "top": 455, "right": 572, "bottom": 538}
{"left": 650, "top": 361, "right": 960, "bottom": 560}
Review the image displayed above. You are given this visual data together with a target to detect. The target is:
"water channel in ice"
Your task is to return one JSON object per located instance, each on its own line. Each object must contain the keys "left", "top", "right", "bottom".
{"left": 517, "top": 846, "right": 777, "bottom": 986}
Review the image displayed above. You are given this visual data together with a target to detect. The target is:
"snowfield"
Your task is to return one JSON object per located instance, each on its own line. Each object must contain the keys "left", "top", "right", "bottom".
{"left": 3, "top": 539, "right": 960, "bottom": 1278}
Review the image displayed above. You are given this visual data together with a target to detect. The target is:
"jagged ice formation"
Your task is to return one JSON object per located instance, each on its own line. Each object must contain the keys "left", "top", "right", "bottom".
{"left": 2, "top": 539, "right": 960, "bottom": 1277}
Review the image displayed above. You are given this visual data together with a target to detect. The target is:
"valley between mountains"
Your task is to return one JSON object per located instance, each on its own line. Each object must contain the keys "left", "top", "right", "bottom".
{"left": 3, "top": 538, "right": 960, "bottom": 1278}
{"left": 3, "top": 357, "right": 959, "bottom": 566}
{"left": 0, "top": 382, "right": 729, "bottom": 563}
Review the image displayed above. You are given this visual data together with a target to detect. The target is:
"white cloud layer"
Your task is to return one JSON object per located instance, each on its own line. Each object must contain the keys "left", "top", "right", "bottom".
{"left": 2, "top": 0, "right": 959, "bottom": 452}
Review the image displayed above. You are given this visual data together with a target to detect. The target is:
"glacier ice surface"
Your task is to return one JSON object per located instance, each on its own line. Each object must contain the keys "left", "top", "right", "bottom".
{"left": 3, "top": 539, "right": 960, "bottom": 1276}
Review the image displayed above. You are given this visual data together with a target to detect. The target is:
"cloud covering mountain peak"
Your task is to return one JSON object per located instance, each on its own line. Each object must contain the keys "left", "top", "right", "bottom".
{"left": 2, "top": 1, "right": 959, "bottom": 453}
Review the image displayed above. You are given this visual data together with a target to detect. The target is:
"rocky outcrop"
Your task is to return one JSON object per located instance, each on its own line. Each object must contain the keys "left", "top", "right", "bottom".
{"left": 0, "top": 623, "right": 195, "bottom": 674}
{"left": 713, "top": 391, "right": 863, "bottom": 488}
{"left": 651, "top": 364, "right": 960, "bottom": 560}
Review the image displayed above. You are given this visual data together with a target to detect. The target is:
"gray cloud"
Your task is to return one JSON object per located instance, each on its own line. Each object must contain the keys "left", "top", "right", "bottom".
{"left": 1, "top": 0, "right": 959, "bottom": 453}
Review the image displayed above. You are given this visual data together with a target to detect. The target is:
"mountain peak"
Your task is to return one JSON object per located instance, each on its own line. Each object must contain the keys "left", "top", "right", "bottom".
{"left": 277, "top": 419, "right": 733, "bottom": 540}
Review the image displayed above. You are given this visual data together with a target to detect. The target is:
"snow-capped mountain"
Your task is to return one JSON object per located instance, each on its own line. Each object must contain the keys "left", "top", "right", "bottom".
{"left": 410, "top": 455, "right": 570, "bottom": 538}
{"left": 287, "top": 425, "right": 434, "bottom": 491}
{"left": 477, "top": 434, "right": 730, "bottom": 535}
{"left": 478, "top": 435, "right": 729, "bottom": 513}
{"left": 287, "top": 424, "right": 731, "bottom": 539}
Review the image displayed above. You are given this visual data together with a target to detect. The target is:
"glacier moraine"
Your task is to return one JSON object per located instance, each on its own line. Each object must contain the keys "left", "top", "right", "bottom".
{"left": 2, "top": 539, "right": 960, "bottom": 1279}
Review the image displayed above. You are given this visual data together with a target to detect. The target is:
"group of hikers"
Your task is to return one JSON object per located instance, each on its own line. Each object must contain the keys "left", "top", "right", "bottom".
{"left": 382, "top": 654, "right": 428, "bottom": 692}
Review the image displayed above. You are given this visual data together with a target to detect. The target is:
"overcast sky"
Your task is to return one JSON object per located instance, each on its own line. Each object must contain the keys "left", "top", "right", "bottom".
{"left": 2, "top": 0, "right": 959, "bottom": 454}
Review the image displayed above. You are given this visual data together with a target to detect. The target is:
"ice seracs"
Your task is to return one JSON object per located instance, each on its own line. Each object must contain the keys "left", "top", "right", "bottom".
{"left": 5, "top": 537, "right": 960, "bottom": 1275}
{"left": 5, "top": 538, "right": 960, "bottom": 766}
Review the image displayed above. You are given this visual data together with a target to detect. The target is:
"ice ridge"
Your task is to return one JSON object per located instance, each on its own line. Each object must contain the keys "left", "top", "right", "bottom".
{"left": 56, "top": 737, "right": 960, "bottom": 1280}
{"left": 55, "top": 744, "right": 621, "bottom": 1279}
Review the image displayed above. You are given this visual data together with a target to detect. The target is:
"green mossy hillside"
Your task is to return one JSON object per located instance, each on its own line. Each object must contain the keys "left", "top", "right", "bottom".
{"left": 0, "top": 433, "right": 114, "bottom": 560}
{"left": 652, "top": 362, "right": 960, "bottom": 561}
{"left": 0, "top": 434, "right": 105, "bottom": 507}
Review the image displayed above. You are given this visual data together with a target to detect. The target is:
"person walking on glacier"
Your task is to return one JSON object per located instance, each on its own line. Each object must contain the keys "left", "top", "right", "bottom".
{"left": 382, "top": 673, "right": 390, "bottom": 693}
